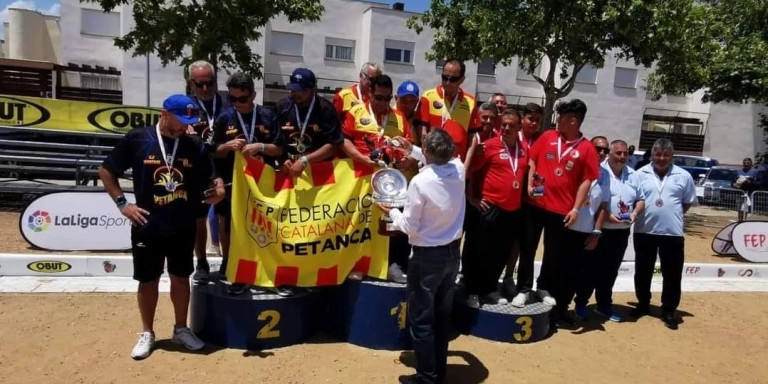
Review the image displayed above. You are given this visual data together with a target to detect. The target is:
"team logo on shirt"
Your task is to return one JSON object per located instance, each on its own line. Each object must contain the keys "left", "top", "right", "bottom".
{"left": 571, "top": 150, "right": 580, "bottom": 159}
{"left": 152, "top": 166, "right": 187, "bottom": 206}
{"left": 546, "top": 152, "right": 555, "bottom": 160}
{"left": 310, "top": 123, "right": 320, "bottom": 133}
{"left": 281, "top": 121, "right": 295, "bottom": 132}
{"left": 257, "top": 124, "right": 269, "bottom": 134}
{"left": 500, "top": 153, "right": 510, "bottom": 160}
{"left": 226, "top": 125, "right": 238, "bottom": 136}
{"left": 433, "top": 101, "right": 443, "bottom": 109}
{"left": 566, "top": 160, "right": 574, "bottom": 171}
{"left": 360, "top": 117, "right": 372, "bottom": 126}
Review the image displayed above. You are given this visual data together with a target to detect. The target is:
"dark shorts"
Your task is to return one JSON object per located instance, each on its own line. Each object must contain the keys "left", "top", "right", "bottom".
{"left": 213, "top": 197, "right": 232, "bottom": 218}
{"left": 131, "top": 229, "right": 195, "bottom": 283}
{"left": 196, "top": 203, "right": 210, "bottom": 219}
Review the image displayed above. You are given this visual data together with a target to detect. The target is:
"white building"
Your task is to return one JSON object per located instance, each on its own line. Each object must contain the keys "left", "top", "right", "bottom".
{"left": 2, "top": 0, "right": 764, "bottom": 164}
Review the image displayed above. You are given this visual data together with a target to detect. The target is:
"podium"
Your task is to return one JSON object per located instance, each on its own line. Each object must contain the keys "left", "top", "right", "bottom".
{"left": 326, "top": 279, "right": 412, "bottom": 350}
{"left": 191, "top": 280, "right": 321, "bottom": 350}
{"left": 453, "top": 293, "right": 551, "bottom": 343}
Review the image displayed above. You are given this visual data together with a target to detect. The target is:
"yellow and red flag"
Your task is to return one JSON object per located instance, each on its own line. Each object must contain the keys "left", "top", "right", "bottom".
{"left": 227, "top": 153, "right": 390, "bottom": 287}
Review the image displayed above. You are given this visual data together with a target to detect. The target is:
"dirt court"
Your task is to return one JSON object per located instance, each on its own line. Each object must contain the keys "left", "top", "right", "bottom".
{"left": 1, "top": 208, "right": 767, "bottom": 383}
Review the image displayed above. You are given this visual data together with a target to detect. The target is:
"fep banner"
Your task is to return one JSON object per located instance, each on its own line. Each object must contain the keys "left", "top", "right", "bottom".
{"left": 0, "top": 94, "right": 161, "bottom": 134}
{"left": 732, "top": 221, "right": 768, "bottom": 263}
{"left": 228, "top": 154, "right": 389, "bottom": 287}
{"left": 20, "top": 192, "right": 135, "bottom": 251}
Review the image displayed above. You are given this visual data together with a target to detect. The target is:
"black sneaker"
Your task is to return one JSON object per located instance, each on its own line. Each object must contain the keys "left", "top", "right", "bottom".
{"left": 630, "top": 304, "right": 651, "bottom": 318}
{"left": 226, "top": 283, "right": 248, "bottom": 295}
{"left": 275, "top": 286, "right": 295, "bottom": 297}
{"left": 557, "top": 310, "right": 577, "bottom": 328}
{"left": 192, "top": 260, "right": 210, "bottom": 284}
{"left": 662, "top": 311, "right": 679, "bottom": 330}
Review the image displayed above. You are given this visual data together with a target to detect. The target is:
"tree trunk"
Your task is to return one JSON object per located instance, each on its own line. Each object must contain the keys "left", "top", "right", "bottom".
{"left": 541, "top": 91, "right": 558, "bottom": 132}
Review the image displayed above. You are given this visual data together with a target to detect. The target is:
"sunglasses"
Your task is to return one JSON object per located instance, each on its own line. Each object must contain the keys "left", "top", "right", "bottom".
{"left": 192, "top": 79, "right": 215, "bottom": 88}
{"left": 441, "top": 74, "right": 462, "bottom": 83}
{"left": 373, "top": 94, "right": 393, "bottom": 102}
{"left": 229, "top": 94, "right": 252, "bottom": 104}
{"left": 596, "top": 146, "right": 610, "bottom": 154}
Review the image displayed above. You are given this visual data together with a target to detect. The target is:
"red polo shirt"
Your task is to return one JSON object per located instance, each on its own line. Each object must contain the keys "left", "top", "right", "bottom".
{"left": 528, "top": 129, "right": 599, "bottom": 215}
{"left": 471, "top": 136, "right": 528, "bottom": 211}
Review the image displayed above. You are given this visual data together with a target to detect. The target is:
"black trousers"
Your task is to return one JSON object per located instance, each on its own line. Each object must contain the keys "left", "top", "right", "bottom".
{"left": 552, "top": 229, "right": 590, "bottom": 314}
{"left": 575, "top": 228, "right": 630, "bottom": 308}
{"left": 462, "top": 204, "right": 521, "bottom": 296}
{"left": 633, "top": 233, "right": 685, "bottom": 313}
{"left": 389, "top": 233, "right": 412, "bottom": 270}
{"left": 407, "top": 241, "right": 460, "bottom": 384}
{"left": 516, "top": 203, "right": 545, "bottom": 293}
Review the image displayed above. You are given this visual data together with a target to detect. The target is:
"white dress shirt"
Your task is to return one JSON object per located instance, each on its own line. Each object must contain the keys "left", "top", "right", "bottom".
{"left": 388, "top": 149, "right": 466, "bottom": 247}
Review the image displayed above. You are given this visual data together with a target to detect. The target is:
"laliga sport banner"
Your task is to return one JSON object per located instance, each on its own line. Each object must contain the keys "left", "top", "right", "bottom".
{"left": 0, "top": 94, "right": 160, "bottom": 134}
{"left": 228, "top": 153, "right": 389, "bottom": 287}
{"left": 20, "top": 191, "right": 135, "bottom": 251}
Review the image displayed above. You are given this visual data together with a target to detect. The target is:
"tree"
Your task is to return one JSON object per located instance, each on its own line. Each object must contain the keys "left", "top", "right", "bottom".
{"left": 407, "top": 0, "right": 714, "bottom": 129}
{"left": 84, "top": 0, "right": 324, "bottom": 78}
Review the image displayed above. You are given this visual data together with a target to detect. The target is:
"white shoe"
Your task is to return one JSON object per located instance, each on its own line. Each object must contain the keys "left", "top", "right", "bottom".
{"left": 172, "top": 327, "right": 205, "bottom": 351}
{"left": 206, "top": 243, "right": 221, "bottom": 256}
{"left": 537, "top": 290, "right": 557, "bottom": 306}
{"left": 511, "top": 292, "right": 527, "bottom": 308}
{"left": 131, "top": 332, "right": 155, "bottom": 360}
{"left": 466, "top": 294, "right": 480, "bottom": 309}
{"left": 348, "top": 271, "right": 364, "bottom": 281}
{"left": 387, "top": 264, "right": 407, "bottom": 284}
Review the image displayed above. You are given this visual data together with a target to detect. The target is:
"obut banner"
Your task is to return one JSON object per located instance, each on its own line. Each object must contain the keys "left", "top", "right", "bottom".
{"left": 20, "top": 192, "right": 135, "bottom": 251}
{"left": 0, "top": 94, "right": 161, "bottom": 134}
{"left": 228, "top": 154, "right": 389, "bottom": 287}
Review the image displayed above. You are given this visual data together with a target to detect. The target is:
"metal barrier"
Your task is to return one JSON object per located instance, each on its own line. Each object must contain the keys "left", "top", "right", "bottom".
{"left": 699, "top": 186, "right": 748, "bottom": 212}
{"left": 750, "top": 191, "right": 768, "bottom": 215}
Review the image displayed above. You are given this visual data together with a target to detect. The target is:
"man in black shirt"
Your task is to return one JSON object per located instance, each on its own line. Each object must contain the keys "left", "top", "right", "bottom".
{"left": 275, "top": 68, "right": 344, "bottom": 177}
{"left": 211, "top": 72, "right": 283, "bottom": 277}
{"left": 98, "top": 94, "right": 225, "bottom": 360}
{"left": 187, "top": 60, "right": 227, "bottom": 282}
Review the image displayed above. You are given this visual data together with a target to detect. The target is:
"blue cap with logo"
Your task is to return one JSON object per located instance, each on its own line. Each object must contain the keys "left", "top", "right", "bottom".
{"left": 163, "top": 94, "right": 199, "bottom": 125}
{"left": 397, "top": 80, "right": 420, "bottom": 98}
{"left": 287, "top": 68, "right": 317, "bottom": 92}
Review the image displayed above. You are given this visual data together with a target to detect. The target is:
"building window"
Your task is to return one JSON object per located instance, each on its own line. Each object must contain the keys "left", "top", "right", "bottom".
{"left": 384, "top": 39, "right": 414, "bottom": 65}
{"left": 81, "top": 8, "right": 120, "bottom": 37}
{"left": 81, "top": 74, "right": 121, "bottom": 90}
{"left": 270, "top": 31, "right": 304, "bottom": 56}
{"left": 575, "top": 64, "right": 598, "bottom": 84}
{"left": 614, "top": 67, "right": 638, "bottom": 89}
{"left": 477, "top": 59, "right": 496, "bottom": 76}
{"left": 325, "top": 38, "right": 355, "bottom": 61}
{"left": 435, "top": 59, "right": 445, "bottom": 69}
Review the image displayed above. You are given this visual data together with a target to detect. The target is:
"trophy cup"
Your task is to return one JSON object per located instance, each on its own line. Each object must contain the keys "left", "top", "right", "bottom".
{"left": 372, "top": 167, "right": 408, "bottom": 236}
{"left": 531, "top": 173, "right": 545, "bottom": 197}
{"left": 618, "top": 201, "right": 632, "bottom": 222}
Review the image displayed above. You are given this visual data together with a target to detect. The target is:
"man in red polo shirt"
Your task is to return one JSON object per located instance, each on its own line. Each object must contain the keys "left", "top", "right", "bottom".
{"left": 415, "top": 59, "right": 481, "bottom": 160}
{"left": 333, "top": 62, "right": 382, "bottom": 121}
{"left": 525, "top": 99, "right": 599, "bottom": 327}
{"left": 463, "top": 109, "right": 528, "bottom": 308}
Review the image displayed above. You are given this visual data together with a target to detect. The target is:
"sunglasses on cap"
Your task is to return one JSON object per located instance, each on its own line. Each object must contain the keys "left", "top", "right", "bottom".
{"left": 192, "top": 79, "right": 215, "bottom": 88}
{"left": 441, "top": 74, "right": 461, "bottom": 83}
{"left": 596, "top": 146, "right": 610, "bottom": 154}
{"left": 229, "top": 94, "right": 252, "bottom": 104}
{"left": 373, "top": 94, "right": 393, "bottom": 102}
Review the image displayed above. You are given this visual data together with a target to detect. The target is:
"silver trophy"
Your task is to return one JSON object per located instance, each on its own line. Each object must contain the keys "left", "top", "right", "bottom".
{"left": 372, "top": 168, "right": 408, "bottom": 236}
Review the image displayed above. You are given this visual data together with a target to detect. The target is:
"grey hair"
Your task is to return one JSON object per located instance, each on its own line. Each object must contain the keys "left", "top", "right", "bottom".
{"left": 478, "top": 102, "right": 498, "bottom": 115}
{"left": 651, "top": 138, "right": 674, "bottom": 153}
{"left": 610, "top": 139, "right": 628, "bottom": 149}
{"left": 424, "top": 129, "right": 455, "bottom": 165}
{"left": 188, "top": 60, "right": 215, "bottom": 75}
{"left": 360, "top": 62, "right": 382, "bottom": 74}
{"left": 488, "top": 92, "right": 506, "bottom": 102}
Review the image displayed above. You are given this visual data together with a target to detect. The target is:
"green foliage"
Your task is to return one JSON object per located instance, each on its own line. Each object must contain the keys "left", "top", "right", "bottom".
{"left": 408, "top": 0, "right": 706, "bottom": 126}
{"left": 83, "top": 0, "right": 324, "bottom": 79}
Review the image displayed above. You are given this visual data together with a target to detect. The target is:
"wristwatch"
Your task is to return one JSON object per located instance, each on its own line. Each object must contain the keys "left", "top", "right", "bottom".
{"left": 592, "top": 229, "right": 603, "bottom": 238}
{"left": 114, "top": 195, "right": 128, "bottom": 211}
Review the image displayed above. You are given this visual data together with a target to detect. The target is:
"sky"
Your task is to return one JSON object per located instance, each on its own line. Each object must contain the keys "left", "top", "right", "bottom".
{"left": 0, "top": 0, "right": 429, "bottom": 39}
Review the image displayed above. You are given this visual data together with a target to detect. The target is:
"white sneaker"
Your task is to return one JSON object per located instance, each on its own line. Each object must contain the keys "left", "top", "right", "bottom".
{"left": 466, "top": 294, "right": 480, "bottom": 309}
{"left": 131, "top": 331, "right": 155, "bottom": 360}
{"left": 537, "top": 290, "right": 557, "bottom": 306}
{"left": 348, "top": 271, "right": 364, "bottom": 281}
{"left": 172, "top": 327, "right": 205, "bottom": 351}
{"left": 387, "top": 264, "right": 407, "bottom": 284}
{"left": 206, "top": 243, "right": 221, "bottom": 256}
{"left": 511, "top": 292, "right": 527, "bottom": 308}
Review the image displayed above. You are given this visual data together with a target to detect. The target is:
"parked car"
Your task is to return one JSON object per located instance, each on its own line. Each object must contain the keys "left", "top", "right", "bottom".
{"left": 699, "top": 166, "right": 742, "bottom": 206}
{"left": 673, "top": 155, "right": 719, "bottom": 180}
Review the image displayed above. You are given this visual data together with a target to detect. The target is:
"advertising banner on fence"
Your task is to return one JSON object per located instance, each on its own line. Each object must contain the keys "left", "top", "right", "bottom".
{"left": 20, "top": 192, "right": 135, "bottom": 251}
{"left": 228, "top": 154, "right": 389, "bottom": 287}
{"left": 0, "top": 94, "right": 161, "bottom": 134}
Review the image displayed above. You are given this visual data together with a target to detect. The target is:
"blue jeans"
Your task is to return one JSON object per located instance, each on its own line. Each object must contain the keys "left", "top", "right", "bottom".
{"left": 407, "top": 240, "right": 460, "bottom": 384}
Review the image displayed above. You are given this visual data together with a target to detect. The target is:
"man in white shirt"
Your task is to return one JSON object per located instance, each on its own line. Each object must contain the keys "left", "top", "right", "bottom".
{"left": 631, "top": 138, "right": 697, "bottom": 330}
{"left": 377, "top": 129, "right": 465, "bottom": 384}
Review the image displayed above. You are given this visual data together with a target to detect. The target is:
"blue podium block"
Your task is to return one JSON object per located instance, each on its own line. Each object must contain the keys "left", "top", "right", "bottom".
{"left": 327, "top": 279, "right": 412, "bottom": 350}
{"left": 191, "top": 281, "right": 321, "bottom": 350}
{"left": 453, "top": 300, "right": 551, "bottom": 344}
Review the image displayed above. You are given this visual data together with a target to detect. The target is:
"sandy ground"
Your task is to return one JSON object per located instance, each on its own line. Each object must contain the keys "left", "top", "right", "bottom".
{"left": 0, "top": 292, "right": 766, "bottom": 384}
{"left": 0, "top": 207, "right": 757, "bottom": 263}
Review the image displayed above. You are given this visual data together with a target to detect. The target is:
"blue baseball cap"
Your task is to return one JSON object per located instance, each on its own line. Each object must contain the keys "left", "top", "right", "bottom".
{"left": 397, "top": 80, "right": 420, "bottom": 98}
{"left": 163, "top": 94, "right": 199, "bottom": 125}
{"left": 287, "top": 68, "right": 317, "bottom": 92}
